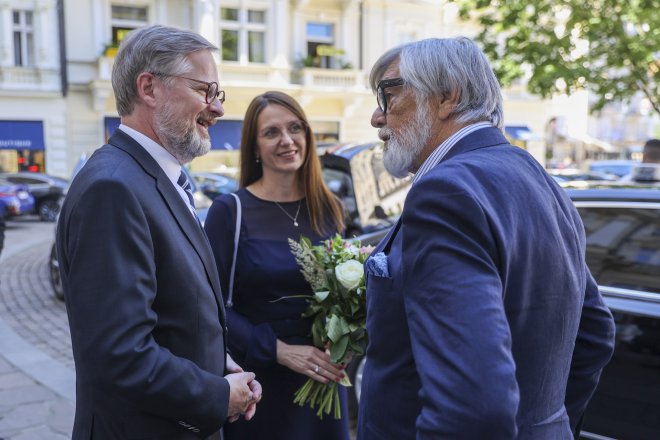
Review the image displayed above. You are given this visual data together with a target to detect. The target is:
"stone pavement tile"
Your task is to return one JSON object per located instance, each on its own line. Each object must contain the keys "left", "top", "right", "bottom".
{"left": 48, "top": 399, "right": 74, "bottom": 436}
{"left": 0, "top": 372, "right": 33, "bottom": 390}
{"left": 4, "top": 424, "right": 69, "bottom": 440}
{"left": 0, "top": 358, "right": 13, "bottom": 375}
{"left": 0, "top": 385, "right": 56, "bottom": 408}
{"left": 0, "top": 401, "right": 49, "bottom": 431}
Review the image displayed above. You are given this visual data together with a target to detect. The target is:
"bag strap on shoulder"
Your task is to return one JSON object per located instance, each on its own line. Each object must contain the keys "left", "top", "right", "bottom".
{"left": 226, "top": 192, "right": 242, "bottom": 308}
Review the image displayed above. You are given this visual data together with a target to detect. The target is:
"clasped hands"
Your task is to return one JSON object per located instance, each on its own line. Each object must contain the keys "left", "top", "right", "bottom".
{"left": 225, "top": 354, "right": 262, "bottom": 422}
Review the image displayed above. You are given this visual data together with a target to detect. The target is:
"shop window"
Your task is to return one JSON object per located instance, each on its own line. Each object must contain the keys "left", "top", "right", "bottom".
{"left": 220, "top": 5, "right": 267, "bottom": 63}
{"left": 13, "top": 10, "right": 35, "bottom": 67}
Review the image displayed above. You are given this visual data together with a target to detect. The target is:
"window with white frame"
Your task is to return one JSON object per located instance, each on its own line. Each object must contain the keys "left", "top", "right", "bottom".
{"left": 111, "top": 4, "right": 148, "bottom": 46}
{"left": 219, "top": 5, "right": 267, "bottom": 63}
{"left": 306, "top": 22, "right": 335, "bottom": 69}
{"left": 13, "top": 10, "right": 35, "bottom": 67}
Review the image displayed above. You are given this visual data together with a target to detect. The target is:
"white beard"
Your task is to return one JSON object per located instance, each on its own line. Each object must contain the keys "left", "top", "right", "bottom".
{"left": 380, "top": 107, "right": 432, "bottom": 178}
{"left": 154, "top": 105, "right": 211, "bottom": 164}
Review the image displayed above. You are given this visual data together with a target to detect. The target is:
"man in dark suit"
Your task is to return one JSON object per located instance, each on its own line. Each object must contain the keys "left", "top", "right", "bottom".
{"left": 357, "top": 37, "right": 616, "bottom": 439}
{"left": 57, "top": 25, "right": 261, "bottom": 439}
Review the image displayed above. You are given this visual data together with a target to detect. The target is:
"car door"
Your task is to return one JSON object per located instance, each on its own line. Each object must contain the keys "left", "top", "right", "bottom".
{"left": 575, "top": 200, "right": 660, "bottom": 440}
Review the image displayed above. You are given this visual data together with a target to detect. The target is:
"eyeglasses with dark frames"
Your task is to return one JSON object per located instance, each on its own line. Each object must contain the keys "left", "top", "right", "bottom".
{"left": 376, "top": 77, "right": 405, "bottom": 114}
{"left": 152, "top": 73, "right": 225, "bottom": 104}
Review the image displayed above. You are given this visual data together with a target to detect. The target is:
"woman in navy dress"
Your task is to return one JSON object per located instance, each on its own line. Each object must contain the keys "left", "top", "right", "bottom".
{"left": 204, "top": 91, "right": 349, "bottom": 440}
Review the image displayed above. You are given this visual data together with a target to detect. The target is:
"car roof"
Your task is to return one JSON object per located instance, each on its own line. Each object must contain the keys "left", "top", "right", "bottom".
{"left": 565, "top": 182, "right": 660, "bottom": 203}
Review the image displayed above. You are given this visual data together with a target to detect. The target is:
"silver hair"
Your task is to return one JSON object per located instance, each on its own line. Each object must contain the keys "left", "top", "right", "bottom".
{"left": 112, "top": 25, "right": 218, "bottom": 116}
{"left": 369, "top": 37, "right": 503, "bottom": 129}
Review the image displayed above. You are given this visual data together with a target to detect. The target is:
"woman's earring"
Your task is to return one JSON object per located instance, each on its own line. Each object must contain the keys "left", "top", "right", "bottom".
{"left": 255, "top": 157, "right": 260, "bottom": 163}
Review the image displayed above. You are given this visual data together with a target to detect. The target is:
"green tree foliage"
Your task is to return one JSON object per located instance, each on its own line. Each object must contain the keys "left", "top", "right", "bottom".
{"left": 455, "top": 0, "right": 660, "bottom": 115}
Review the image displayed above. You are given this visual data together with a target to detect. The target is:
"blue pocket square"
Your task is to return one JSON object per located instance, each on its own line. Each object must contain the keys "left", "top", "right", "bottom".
{"left": 366, "top": 252, "right": 389, "bottom": 277}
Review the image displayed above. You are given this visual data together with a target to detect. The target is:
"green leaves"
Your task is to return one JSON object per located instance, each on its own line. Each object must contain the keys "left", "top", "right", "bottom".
{"left": 455, "top": 0, "right": 660, "bottom": 116}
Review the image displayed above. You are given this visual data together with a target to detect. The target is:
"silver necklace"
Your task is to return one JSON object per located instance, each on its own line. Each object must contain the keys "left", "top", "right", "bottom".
{"left": 273, "top": 200, "right": 302, "bottom": 227}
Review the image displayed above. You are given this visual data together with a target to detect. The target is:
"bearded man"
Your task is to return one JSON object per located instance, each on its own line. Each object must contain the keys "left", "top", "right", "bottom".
{"left": 357, "top": 37, "right": 615, "bottom": 439}
{"left": 56, "top": 25, "right": 261, "bottom": 439}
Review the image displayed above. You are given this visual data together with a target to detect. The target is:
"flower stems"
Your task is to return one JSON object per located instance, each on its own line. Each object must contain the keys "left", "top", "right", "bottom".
{"left": 293, "top": 378, "right": 344, "bottom": 419}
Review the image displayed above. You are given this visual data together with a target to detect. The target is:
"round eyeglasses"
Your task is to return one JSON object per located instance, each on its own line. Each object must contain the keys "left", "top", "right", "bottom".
{"left": 152, "top": 73, "right": 225, "bottom": 104}
{"left": 376, "top": 77, "right": 404, "bottom": 114}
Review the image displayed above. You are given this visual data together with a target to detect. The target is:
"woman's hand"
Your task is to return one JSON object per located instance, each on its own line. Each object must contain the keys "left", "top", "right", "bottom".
{"left": 276, "top": 340, "right": 345, "bottom": 383}
{"left": 226, "top": 353, "right": 244, "bottom": 373}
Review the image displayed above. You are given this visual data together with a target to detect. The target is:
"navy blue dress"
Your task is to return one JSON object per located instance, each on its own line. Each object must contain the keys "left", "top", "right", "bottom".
{"left": 204, "top": 188, "right": 350, "bottom": 440}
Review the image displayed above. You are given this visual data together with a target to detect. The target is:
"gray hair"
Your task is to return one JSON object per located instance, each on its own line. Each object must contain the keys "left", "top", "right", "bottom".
{"left": 112, "top": 25, "right": 218, "bottom": 116}
{"left": 369, "top": 37, "right": 503, "bottom": 129}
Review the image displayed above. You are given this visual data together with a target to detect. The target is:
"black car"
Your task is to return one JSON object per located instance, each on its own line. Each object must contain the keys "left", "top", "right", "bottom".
{"left": 343, "top": 181, "right": 660, "bottom": 437}
{"left": 1, "top": 172, "right": 68, "bottom": 221}
{"left": 565, "top": 183, "right": 660, "bottom": 440}
{"left": 320, "top": 141, "right": 411, "bottom": 237}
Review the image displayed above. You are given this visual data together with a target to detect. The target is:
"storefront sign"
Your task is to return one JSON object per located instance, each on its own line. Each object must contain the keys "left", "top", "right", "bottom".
{"left": 0, "top": 120, "right": 45, "bottom": 150}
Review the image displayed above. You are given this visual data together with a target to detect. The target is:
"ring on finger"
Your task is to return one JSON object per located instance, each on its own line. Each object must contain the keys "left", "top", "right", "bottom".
{"left": 314, "top": 365, "right": 320, "bottom": 374}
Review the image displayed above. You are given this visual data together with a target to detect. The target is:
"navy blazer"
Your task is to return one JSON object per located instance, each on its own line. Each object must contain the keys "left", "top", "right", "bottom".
{"left": 57, "top": 129, "right": 230, "bottom": 439}
{"left": 357, "top": 127, "right": 615, "bottom": 439}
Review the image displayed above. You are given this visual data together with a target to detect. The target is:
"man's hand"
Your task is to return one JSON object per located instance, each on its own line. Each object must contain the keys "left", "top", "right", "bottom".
{"left": 225, "top": 372, "right": 262, "bottom": 422}
{"left": 243, "top": 378, "right": 262, "bottom": 421}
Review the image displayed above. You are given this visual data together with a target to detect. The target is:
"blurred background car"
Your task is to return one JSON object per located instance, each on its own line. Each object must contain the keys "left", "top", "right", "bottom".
{"left": 0, "top": 172, "right": 68, "bottom": 221}
{"left": 548, "top": 169, "right": 619, "bottom": 183}
{"left": 191, "top": 171, "right": 239, "bottom": 201}
{"left": 589, "top": 159, "right": 639, "bottom": 178}
{"left": 0, "top": 178, "right": 35, "bottom": 220}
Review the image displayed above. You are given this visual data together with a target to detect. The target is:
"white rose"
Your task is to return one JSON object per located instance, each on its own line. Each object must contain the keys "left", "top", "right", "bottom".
{"left": 335, "top": 260, "right": 364, "bottom": 290}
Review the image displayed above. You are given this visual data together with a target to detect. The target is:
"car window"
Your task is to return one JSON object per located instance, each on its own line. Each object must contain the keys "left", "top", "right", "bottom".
{"left": 579, "top": 206, "right": 660, "bottom": 295}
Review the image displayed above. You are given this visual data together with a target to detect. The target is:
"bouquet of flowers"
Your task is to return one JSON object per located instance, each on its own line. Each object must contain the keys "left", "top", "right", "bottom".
{"left": 288, "top": 234, "right": 373, "bottom": 419}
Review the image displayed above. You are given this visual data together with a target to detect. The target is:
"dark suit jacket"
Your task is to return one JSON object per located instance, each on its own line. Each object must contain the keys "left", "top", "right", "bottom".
{"left": 57, "top": 129, "right": 230, "bottom": 439}
{"left": 357, "top": 127, "right": 615, "bottom": 439}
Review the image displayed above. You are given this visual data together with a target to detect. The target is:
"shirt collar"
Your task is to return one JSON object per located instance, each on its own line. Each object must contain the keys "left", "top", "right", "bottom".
{"left": 412, "top": 121, "right": 493, "bottom": 184}
{"left": 118, "top": 123, "right": 182, "bottom": 187}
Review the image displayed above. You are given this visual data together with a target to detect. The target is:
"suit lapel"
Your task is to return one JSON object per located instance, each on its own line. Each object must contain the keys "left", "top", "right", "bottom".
{"left": 108, "top": 130, "right": 226, "bottom": 327}
{"left": 372, "top": 217, "right": 402, "bottom": 256}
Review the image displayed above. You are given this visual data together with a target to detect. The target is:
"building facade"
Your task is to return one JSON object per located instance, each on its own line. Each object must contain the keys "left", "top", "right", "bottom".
{"left": 0, "top": 0, "right": 610, "bottom": 177}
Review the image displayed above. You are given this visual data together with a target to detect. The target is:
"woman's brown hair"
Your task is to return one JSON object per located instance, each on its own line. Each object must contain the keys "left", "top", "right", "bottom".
{"left": 239, "top": 91, "right": 345, "bottom": 235}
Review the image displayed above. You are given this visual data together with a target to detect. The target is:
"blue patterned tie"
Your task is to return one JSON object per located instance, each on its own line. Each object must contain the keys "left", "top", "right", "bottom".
{"left": 177, "top": 170, "right": 196, "bottom": 210}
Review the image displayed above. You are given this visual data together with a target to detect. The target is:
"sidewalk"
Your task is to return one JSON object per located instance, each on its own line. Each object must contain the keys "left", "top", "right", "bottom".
{"left": 0, "top": 218, "right": 74, "bottom": 439}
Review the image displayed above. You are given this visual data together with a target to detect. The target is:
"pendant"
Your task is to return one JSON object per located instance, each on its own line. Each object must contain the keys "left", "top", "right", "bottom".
{"left": 294, "top": 221, "right": 299, "bottom": 227}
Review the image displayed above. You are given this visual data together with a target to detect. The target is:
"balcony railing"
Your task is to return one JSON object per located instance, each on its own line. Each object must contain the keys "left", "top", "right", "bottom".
{"left": 0, "top": 66, "right": 60, "bottom": 92}
{"left": 295, "top": 67, "right": 368, "bottom": 90}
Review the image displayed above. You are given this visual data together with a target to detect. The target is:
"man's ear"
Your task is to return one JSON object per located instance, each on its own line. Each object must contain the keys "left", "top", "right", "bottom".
{"left": 433, "top": 90, "right": 459, "bottom": 120}
{"left": 136, "top": 72, "right": 157, "bottom": 108}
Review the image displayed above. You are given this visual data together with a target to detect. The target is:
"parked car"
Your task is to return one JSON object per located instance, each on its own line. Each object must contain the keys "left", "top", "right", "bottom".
{"left": 0, "top": 178, "right": 35, "bottom": 220}
{"left": 566, "top": 183, "right": 660, "bottom": 440}
{"left": 0, "top": 172, "right": 68, "bottom": 221}
{"left": 320, "top": 141, "right": 411, "bottom": 237}
{"left": 191, "top": 171, "right": 239, "bottom": 200}
{"left": 548, "top": 168, "right": 618, "bottom": 183}
{"left": 589, "top": 159, "right": 639, "bottom": 178}
{"left": 345, "top": 181, "right": 660, "bottom": 438}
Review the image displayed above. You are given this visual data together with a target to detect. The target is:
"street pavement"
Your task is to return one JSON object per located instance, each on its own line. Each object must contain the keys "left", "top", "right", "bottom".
{"left": 0, "top": 216, "right": 74, "bottom": 439}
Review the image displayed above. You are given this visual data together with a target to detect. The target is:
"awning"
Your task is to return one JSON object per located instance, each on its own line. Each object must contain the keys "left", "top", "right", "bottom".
{"left": 0, "top": 120, "right": 45, "bottom": 150}
{"left": 104, "top": 117, "right": 242, "bottom": 150}
{"left": 504, "top": 125, "right": 540, "bottom": 142}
